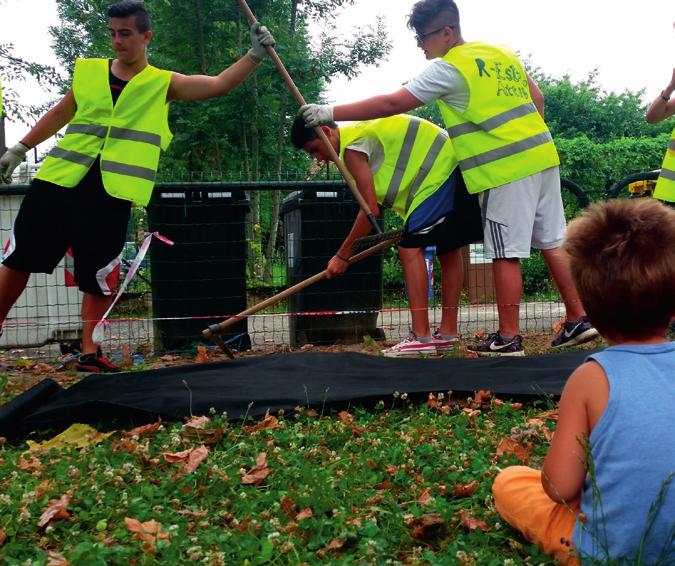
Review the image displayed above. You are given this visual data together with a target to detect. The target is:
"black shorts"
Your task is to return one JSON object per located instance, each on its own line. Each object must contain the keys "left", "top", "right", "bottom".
{"left": 398, "top": 171, "right": 483, "bottom": 254}
{"left": 2, "top": 161, "right": 131, "bottom": 296}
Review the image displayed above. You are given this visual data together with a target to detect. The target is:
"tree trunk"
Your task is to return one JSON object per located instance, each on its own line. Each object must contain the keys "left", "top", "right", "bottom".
{"left": 193, "top": 0, "right": 207, "bottom": 74}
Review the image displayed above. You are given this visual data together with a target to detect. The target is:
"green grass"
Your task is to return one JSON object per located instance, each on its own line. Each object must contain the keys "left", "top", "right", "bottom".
{"left": 0, "top": 391, "right": 558, "bottom": 565}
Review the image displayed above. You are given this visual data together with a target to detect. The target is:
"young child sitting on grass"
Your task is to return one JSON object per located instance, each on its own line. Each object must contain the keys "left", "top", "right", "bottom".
{"left": 491, "top": 198, "right": 675, "bottom": 565}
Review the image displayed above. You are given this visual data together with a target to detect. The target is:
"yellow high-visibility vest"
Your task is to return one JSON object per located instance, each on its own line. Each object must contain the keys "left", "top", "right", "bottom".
{"left": 654, "top": 127, "right": 675, "bottom": 202}
{"left": 36, "top": 58, "right": 172, "bottom": 206}
{"left": 438, "top": 42, "right": 559, "bottom": 194}
{"left": 339, "top": 115, "right": 458, "bottom": 221}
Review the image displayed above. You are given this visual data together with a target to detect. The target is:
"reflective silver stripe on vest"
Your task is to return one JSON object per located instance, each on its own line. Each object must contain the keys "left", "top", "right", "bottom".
{"left": 66, "top": 123, "right": 108, "bottom": 138}
{"left": 109, "top": 127, "right": 162, "bottom": 147}
{"left": 668, "top": 139, "right": 675, "bottom": 151}
{"left": 660, "top": 167, "right": 675, "bottom": 181}
{"left": 405, "top": 131, "right": 448, "bottom": 213}
{"left": 446, "top": 102, "right": 538, "bottom": 138}
{"left": 101, "top": 160, "right": 156, "bottom": 182}
{"left": 382, "top": 118, "right": 421, "bottom": 208}
{"left": 48, "top": 146, "right": 96, "bottom": 167}
{"left": 459, "top": 131, "right": 553, "bottom": 171}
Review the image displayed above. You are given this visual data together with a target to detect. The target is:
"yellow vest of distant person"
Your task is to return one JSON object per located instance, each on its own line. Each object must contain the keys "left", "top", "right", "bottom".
{"left": 36, "top": 58, "right": 173, "bottom": 206}
{"left": 438, "top": 42, "right": 559, "bottom": 194}
{"left": 654, "top": 127, "right": 675, "bottom": 202}
{"left": 338, "top": 115, "right": 457, "bottom": 221}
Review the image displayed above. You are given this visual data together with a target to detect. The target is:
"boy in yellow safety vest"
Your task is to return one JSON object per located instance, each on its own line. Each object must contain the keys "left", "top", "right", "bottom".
{"left": 0, "top": 0, "right": 275, "bottom": 372}
{"left": 290, "top": 114, "right": 483, "bottom": 356}
{"left": 646, "top": 68, "right": 675, "bottom": 204}
{"left": 299, "top": 0, "right": 599, "bottom": 357}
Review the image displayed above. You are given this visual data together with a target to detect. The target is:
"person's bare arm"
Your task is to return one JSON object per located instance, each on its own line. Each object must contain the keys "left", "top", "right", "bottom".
{"left": 646, "top": 69, "right": 675, "bottom": 124}
{"left": 21, "top": 90, "right": 77, "bottom": 148}
{"left": 541, "top": 361, "right": 608, "bottom": 503}
{"left": 325, "top": 149, "right": 379, "bottom": 279}
{"left": 333, "top": 88, "right": 424, "bottom": 122}
{"left": 526, "top": 73, "right": 545, "bottom": 118}
{"left": 167, "top": 55, "right": 260, "bottom": 102}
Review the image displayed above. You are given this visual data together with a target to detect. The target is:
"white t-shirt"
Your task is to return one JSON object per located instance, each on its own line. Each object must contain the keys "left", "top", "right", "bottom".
{"left": 344, "top": 136, "right": 384, "bottom": 174}
{"left": 405, "top": 60, "right": 470, "bottom": 112}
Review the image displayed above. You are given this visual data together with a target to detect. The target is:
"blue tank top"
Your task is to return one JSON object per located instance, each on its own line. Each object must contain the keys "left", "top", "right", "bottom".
{"left": 573, "top": 342, "right": 675, "bottom": 565}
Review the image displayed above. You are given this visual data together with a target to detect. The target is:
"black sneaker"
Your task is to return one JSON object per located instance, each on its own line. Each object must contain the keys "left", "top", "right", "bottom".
{"left": 76, "top": 353, "right": 121, "bottom": 373}
{"left": 551, "top": 316, "right": 599, "bottom": 348}
{"left": 467, "top": 332, "right": 524, "bottom": 357}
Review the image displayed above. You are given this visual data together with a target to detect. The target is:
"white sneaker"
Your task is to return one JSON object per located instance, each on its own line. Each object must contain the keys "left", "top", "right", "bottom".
{"left": 432, "top": 330, "right": 460, "bottom": 353}
{"left": 382, "top": 334, "right": 437, "bottom": 358}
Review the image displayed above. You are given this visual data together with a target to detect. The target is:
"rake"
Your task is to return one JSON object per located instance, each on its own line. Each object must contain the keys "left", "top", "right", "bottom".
{"left": 203, "top": 236, "right": 398, "bottom": 350}
{"left": 237, "top": 0, "right": 386, "bottom": 236}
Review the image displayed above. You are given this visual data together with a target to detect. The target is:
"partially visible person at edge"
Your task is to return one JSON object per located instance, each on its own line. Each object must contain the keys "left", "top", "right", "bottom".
{"left": 646, "top": 68, "right": 675, "bottom": 204}
{"left": 290, "top": 114, "right": 483, "bottom": 357}
{"left": 492, "top": 198, "right": 675, "bottom": 565}
{"left": 298, "top": 0, "right": 599, "bottom": 357}
{"left": 0, "top": 0, "right": 275, "bottom": 373}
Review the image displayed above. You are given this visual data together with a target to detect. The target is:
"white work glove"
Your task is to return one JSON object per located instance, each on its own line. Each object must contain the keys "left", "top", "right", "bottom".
{"left": 299, "top": 104, "right": 334, "bottom": 127}
{"left": 0, "top": 142, "right": 29, "bottom": 184}
{"left": 248, "top": 22, "right": 275, "bottom": 63}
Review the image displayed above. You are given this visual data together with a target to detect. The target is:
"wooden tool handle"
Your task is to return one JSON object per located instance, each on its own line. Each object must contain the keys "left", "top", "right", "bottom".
{"left": 202, "top": 236, "right": 397, "bottom": 338}
{"left": 237, "top": 0, "right": 382, "bottom": 234}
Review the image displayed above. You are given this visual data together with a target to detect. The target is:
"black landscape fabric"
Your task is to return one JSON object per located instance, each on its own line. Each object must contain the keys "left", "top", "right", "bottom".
{"left": 2, "top": 349, "right": 596, "bottom": 439}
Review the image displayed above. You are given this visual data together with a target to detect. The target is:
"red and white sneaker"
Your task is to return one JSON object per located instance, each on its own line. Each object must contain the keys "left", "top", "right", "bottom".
{"left": 432, "top": 330, "right": 460, "bottom": 354}
{"left": 76, "top": 353, "right": 121, "bottom": 373}
{"left": 382, "top": 334, "right": 437, "bottom": 358}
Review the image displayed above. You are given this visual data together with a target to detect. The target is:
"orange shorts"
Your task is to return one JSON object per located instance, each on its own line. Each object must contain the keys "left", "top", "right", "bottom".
{"left": 492, "top": 466, "right": 580, "bottom": 565}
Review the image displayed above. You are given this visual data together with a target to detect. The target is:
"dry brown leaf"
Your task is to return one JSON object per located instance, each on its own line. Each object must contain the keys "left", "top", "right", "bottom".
{"left": 452, "top": 481, "right": 480, "bottom": 498}
{"left": 374, "top": 478, "right": 390, "bottom": 490}
{"left": 464, "top": 351, "right": 480, "bottom": 359}
{"left": 456, "top": 509, "right": 490, "bottom": 532}
{"left": 351, "top": 426, "right": 365, "bottom": 437}
{"left": 181, "top": 425, "right": 223, "bottom": 445}
{"left": 365, "top": 493, "right": 384, "bottom": 505}
{"left": 32, "top": 363, "right": 55, "bottom": 375}
{"left": 242, "top": 411, "right": 279, "bottom": 433}
{"left": 322, "top": 538, "right": 345, "bottom": 550}
{"left": 338, "top": 411, "right": 354, "bottom": 424}
{"left": 241, "top": 452, "right": 271, "bottom": 486}
{"left": 38, "top": 494, "right": 71, "bottom": 528}
{"left": 162, "top": 445, "right": 209, "bottom": 476}
{"left": 47, "top": 551, "right": 72, "bottom": 566}
{"left": 0, "top": 528, "right": 6, "bottom": 547}
{"left": 418, "top": 487, "right": 432, "bottom": 503}
{"left": 123, "top": 418, "right": 161, "bottom": 437}
{"left": 295, "top": 508, "right": 313, "bottom": 521}
{"left": 175, "top": 508, "right": 208, "bottom": 518}
{"left": 184, "top": 415, "right": 210, "bottom": 429}
{"left": 194, "top": 344, "right": 208, "bottom": 363}
{"left": 428, "top": 393, "right": 441, "bottom": 410}
{"left": 121, "top": 344, "right": 133, "bottom": 369}
{"left": 495, "top": 437, "right": 531, "bottom": 465}
{"left": 160, "top": 354, "right": 180, "bottom": 362}
{"left": 406, "top": 513, "right": 445, "bottom": 539}
{"left": 124, "top": 517, "right": 170, "bottom": 554}
{"left": 35, "top": 479, "right": 53, "bottom": 499}
{"left": 18, "top": 455, "right": 43, "bottom": 472}
{"left": 462, "top": 408, "right": 481, "bottom": 419}
{"left": 470, "top": 390, "right": 492, "bottom": 408}
{"left": 280, "top": 496, "right": 297, "bottom": 518}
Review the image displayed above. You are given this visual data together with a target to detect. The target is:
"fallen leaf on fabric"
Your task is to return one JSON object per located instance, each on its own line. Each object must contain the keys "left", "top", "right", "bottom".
{"left": 123, "top": 418, "right": 161, "bottom": 437}
{"left": 38, "top": 494, "right": 71, "bottom": 528}
{"left": 456, "top": 509, "right": 490, "bottom": 532}
{"left": 162, "top": 445, "right": 209, "bottom": 476}
{"left": 406, "top": 513, "right": 445, "bottom": 539}
{"left": 452, "top": 481, "right": 480, "bottom": 497}
{"left": 496, "top": 438, "right": 531, "bottom": 465}
{"left": 26, "top": 424, "right": 115, "bottom": 453}
{"left": 241, "top": 452, "right": 271, "bottom": 485}
{"left": 124, "top": 517, "right": 170, "bottom": 554}
{"left": 296, "top": 508, "right": 313, "bottom": 520}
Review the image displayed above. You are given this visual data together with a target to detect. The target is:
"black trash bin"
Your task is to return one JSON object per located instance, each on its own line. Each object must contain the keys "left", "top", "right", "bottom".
{"left": 281, "top": 188, "right": 384, "bottom": 347}
{"left": 147, "top": 186, "right": 250, "bottom": 351}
